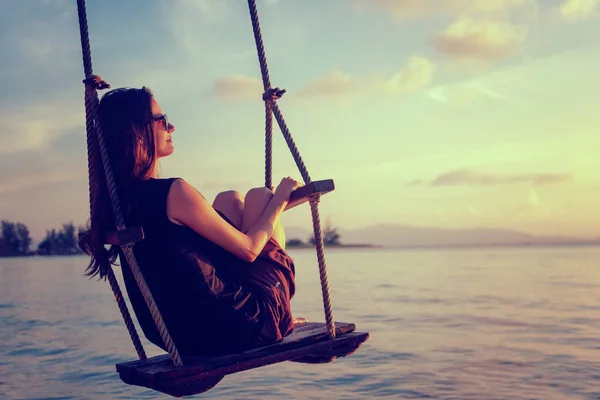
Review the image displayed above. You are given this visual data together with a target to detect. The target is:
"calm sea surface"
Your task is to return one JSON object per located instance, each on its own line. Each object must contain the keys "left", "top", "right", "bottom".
{"left": 2, "top": 246, "right": 600, "bottom": 399}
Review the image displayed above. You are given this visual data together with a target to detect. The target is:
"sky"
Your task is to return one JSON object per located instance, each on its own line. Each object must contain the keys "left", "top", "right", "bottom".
{"left": 0, "top": 0, "right": 599, "bottom": 242}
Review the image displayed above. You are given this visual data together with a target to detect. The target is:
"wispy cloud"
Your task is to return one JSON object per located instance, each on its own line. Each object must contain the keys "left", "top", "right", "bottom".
{"left": 213, "top": 56, "right": 435, "bottom": 102}
{"left": 559, "top": 0, "right": 600, "bottom": 21}
{"left": 411, "top": 169, "right": 573, "bottom": 187}
{"left": 160, "top": 0, "right": 236, "bottom": 59}
{"left": 212, "top": 75, "right": 264, "bottom": 102}
{"left": 427, "top": 81, "right": 512, "bottom": 106}
{"left": 356, "top": 0, "right": 537, "bottom": 21}
{"left": 0, "top": 169, "right": 85, "bottom": 195}
{"left": 508, "top": 186, "right": 554, "bottom": 218}
{"left": 1, "top": 98, "right": 84, "bottom": 155}
{"left": 263, "top": 0, "right": 281, "bottom": 6}
{"left": 169, "top": 0, "right": 230, "bottom": 22}
{"left": 299, "top": 57, "right": 435, "bottom": 98}
{"left": 433, "top": 17, "right": 528, "bottom": 61}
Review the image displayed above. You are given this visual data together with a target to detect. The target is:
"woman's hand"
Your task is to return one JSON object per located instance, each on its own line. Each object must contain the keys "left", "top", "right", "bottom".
{"left": 274, "top": 177, "right": 302, "bottom": 203}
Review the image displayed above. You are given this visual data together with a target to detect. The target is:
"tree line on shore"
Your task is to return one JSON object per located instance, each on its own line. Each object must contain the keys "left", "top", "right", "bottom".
{"left": 285, "top": 223, "right": 342, "bottom": 247}
{"left": 0, "top": 220, "right": 84, "bottom": 257}
{"left": 0, "top": 218, "right": 343, "bottom": 257}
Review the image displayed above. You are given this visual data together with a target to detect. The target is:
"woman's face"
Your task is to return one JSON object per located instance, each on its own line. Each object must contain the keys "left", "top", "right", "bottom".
{"left": 151, "top": 98, "right": 175, "bottom": 159}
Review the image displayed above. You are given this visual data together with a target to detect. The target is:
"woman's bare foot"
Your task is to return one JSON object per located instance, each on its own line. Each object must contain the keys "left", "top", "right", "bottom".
{"left": 293, "top": 317, "right": 307, "bottom": 325}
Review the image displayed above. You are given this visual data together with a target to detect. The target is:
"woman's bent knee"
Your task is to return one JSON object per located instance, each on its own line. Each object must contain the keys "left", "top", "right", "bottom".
{"left": 245, "top": 187, "right": 273, "bottom": 203}
{"left": 213, "top": 190, "right": 245, "bottom": 228}
{"left": 214, "top": 190, "right": 244, "bottom": 205}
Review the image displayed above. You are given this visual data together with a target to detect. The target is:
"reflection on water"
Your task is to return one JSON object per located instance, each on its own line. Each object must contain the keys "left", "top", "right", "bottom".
{"left": 2, "top": 246, "right": 600, "bottom": 399}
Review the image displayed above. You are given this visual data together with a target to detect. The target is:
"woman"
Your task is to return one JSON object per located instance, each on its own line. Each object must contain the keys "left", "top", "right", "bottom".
{"left": 79, "top": 86, "right": 302, "bottom": 356}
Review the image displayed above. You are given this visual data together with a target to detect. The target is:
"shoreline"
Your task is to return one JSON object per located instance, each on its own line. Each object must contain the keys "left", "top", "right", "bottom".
{"left": 1, "top": 241, "right": 599, "bottom": 258}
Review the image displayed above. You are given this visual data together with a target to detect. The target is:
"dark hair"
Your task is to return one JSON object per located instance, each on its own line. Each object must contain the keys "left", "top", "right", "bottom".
{"left": 79, "top": 87, "right": 157, "bottom": 279}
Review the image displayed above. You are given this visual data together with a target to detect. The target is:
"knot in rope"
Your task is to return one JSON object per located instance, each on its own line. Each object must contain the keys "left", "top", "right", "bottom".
{"left": 82, "top": 75, "right": 111, "bottom": 90}
{"left": 262, "top": 87, "right": 286, "bottom": 101}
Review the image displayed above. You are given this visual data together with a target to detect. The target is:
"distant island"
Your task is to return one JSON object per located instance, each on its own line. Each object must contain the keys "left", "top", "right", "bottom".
{"left": 284, "top": 223, "right": 600, "bottom": 250}
{"left": 285, "top": 239, "right": 379, "bottom": 249}
{"left": 284, "top": 221, "right": 379, "bottom": 249}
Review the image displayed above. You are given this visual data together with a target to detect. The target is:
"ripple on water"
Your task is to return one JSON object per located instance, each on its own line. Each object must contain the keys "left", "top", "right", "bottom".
{"left": 6, "top": 343, "right": 73, "bottom": 358}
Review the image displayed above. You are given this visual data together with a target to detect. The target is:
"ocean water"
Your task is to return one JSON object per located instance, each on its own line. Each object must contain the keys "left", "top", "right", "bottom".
{"left": 2, "top": 246, "right": 600, "bottom": 399}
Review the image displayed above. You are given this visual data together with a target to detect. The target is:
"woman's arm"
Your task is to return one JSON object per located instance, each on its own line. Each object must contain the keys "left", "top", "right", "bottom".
{"left": 166, "top": 179, "right": 293, "bottom": 262}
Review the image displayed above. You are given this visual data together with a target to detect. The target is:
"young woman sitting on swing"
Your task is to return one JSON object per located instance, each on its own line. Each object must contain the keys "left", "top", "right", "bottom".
{"left": 79, "top": 86, "right": 304, "bottom": 357}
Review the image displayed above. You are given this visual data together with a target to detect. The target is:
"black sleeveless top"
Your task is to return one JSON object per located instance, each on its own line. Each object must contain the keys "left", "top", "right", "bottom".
{"left": 118, "top": 178, "right": 295, "bottom": 356}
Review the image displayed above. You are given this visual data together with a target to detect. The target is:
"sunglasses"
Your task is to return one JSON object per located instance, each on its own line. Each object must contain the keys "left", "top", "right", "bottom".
{"left": 152, "top": 113, "right": 169, "bottom": 131}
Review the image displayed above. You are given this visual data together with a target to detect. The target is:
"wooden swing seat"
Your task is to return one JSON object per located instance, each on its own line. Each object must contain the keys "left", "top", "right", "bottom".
{"left": 116, "top": 321, "right": 369, "bottom": 397}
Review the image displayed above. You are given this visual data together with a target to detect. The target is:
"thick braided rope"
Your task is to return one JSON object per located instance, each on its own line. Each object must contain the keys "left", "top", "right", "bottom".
{"left": 94, "top": 94, "right": 183, "bottom": 367}
{"left": 247, "top": 0, "right": 273, "bottom": 188}
{"left": 106, "top": 267, "right": 147, "bottom": 359}
{"left": 309, "top": 199, "right": 335, "bottom": 336}
{"left": 247, "top": 0, "right": 336, "bottom": 338}
{"left": 77, "top": 0, "right": 146, "bottom": 360}
{"left": 76, "top": 0, "right": 182, "bottom": 366}
{"left": 270, "top": 103, "right": 311, "bottom": 184}
{"left": 83, "top": 82, "right": 147, "bottom": 360}
{"left": 83, "top": 87, "right": 98, "bottom": 220}
{"left": 264, "top": 102, "right": 273, "bottom": 189}
{"left": 78, "top": 0, "right": 98, "bottom": 215}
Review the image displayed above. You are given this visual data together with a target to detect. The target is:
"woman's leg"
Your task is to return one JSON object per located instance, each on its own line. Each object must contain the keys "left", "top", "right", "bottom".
{"left": 212, "top": 190, "right": 244, "bottom": 229}
{"left": 212, "top": 188, "right": 285, "bottom": 248}
{"left": 241, "top": 187, "right": 286, "bottom": 249}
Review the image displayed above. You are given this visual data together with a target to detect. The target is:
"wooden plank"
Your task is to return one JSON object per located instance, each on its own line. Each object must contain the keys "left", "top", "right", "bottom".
{"left": 77, "top": 226, "right": 145, "bottom": 246}
{"left": 105, "top": 226, "right": 144, "bottom": 246}
{"left": 118, "top": 322, "right": 354, "bottom": 377}
{"left": 285, "top": 179, "right": 335, "bottom": 211}
{"left": 117, "top": 326, "right": 369, "bottom": 397}
{"left": 116, "top": 322, "right": 369, "bottom": 397}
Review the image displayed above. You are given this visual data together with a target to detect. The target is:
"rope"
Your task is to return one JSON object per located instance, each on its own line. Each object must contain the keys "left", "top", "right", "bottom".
{"left": 247, "top": 0, "right": 336, "bottom": 338}
{"left": 107, "top": 267, "right": 147, "bottom": 359}
{"left": 247, "top": 0, "right": 273, "bottom": 189}
{"left": 265, "top": 100, "right": 273, "bottom": 189}
{"left": 76, "top": 0, "right": 183, "bottom": 366}
{"left": 262, "top": 88, "right": 285, "bottom": 189}
{"left": 309, "top": 199, "right": 335, "bottom": 335}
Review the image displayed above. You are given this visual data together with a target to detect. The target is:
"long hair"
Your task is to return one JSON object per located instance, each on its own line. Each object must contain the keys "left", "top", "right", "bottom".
{"left": 79, "top": 87, "right": 157, "bottom": 279}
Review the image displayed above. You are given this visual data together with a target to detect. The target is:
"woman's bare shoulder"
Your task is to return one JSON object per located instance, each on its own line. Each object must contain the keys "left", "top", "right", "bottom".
{"left": 168, "top": 178, "right": 206, "bottom": 200}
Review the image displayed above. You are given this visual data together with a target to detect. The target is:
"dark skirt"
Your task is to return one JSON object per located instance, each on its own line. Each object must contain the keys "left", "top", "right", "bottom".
{"left": 214, "top": 210, "right": 296, "bottom": 347}
{"left": 121, "top": 213, "right": 296, "bottom": 357}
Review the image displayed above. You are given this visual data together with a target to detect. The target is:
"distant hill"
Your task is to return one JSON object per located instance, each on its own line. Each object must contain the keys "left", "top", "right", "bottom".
{"left": 285, "top": 224, "right": 600, "bottom": 249}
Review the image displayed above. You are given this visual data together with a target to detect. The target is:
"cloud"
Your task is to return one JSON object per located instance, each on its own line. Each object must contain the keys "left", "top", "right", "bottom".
{"left": 169, "top": 0, "right": 230, "bottom": 21}
{"left": 0, "top": 169, "right": 85, "bottom": 195}
{"left": 427, "top": 82, "right": 513, "bottom": 106}
{"left": 412, "top": 169, "right": 573, "bottom": 187}
{"left": 161, "top": 0, "right": 233, "bottom": 58}
{"left": 212, "top": 75, "right": 264, "bottom": 102}
{"left": 213, "top": 56, "right": 435, "bottom": 102}
{"left": 433, "top": 17, "right": 528, "bottom": 61}
{"left": 559, "top": 0, "right": 600, "bottom": 21}
{"left": 527, "top": 186, "right": 540, "bottom": 206}
{"left": 407, "top": 179, "right": 424, "bottom": 187}
{"left": 1, "top": 97, "right": 84, "bottom": 155}
{"left": 356, "top": 0, "right": 536, "bottom": 21}
{"left": 508, "top": 186, "right": 554, "bottom": 218}
{"left": 295, "top": 68, "right": 361, "bottom": 98}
